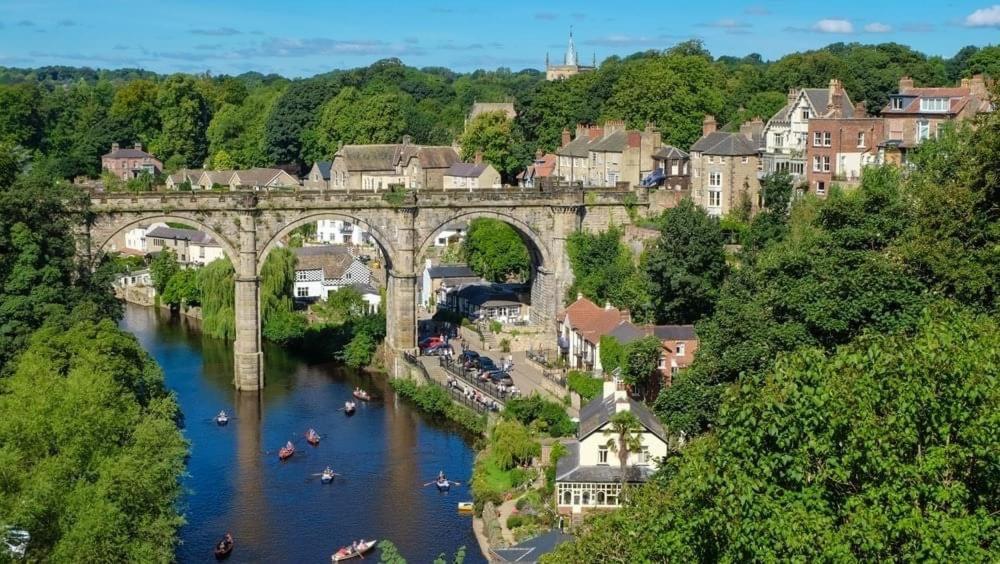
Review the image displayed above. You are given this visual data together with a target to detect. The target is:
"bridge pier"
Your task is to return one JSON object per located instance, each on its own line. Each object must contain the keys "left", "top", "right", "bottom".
{"left": 234, "top": 203, "right": 263, "bottom": 391}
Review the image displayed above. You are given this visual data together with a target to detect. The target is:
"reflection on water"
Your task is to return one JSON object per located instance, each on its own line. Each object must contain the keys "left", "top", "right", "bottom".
{"left": 120, "top": 304, "right": 484, "bottom": 563}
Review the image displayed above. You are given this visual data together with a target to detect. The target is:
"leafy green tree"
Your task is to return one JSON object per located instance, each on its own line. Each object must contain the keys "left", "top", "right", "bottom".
{"left": 109, "top": 79, "right": 160, "bottom": 146}
{"left": 566, "top": 227, "right": 648, "bottom": 315}
{"left": 491, "top": 419, "right": 541, "bottom": 470}
{"left": 314, "top": 287, "right": 368, "bottom": 326}
{"left": 644, "top": 199, "right": 728, "bottom": 324}
{"left": 208, "top": 149, "right": 236, "bottom": 170}
{"left": 265, "top": 78, "right": 334, "bottom": 168}
{"left": 0, "top": 141, "right": 27, "bottom": 186}
{"left": 340, "top": 330, "right": 377, "bottom": 368}
{"left": 730, "top": 91, "right": 787, "bottom": 125}
{"left": 149, "top": 248, "right": 181, "bottom": 295}
{"left": 463, "top": 218, "right": 531, "bottom": 282}
{"left": 598, "top": 335, "right": 625, "bottom": 373}
{"left": 197, "top": 258, "right": 236, "bottom": 340}
{"left": 259, "top": 247, "right": 304, "bottom": 344}
{"left": 503, "top": 394, "right": 576, "bottom": 437}
{"left": 206, "top": 85, "right": 285, "bottom": 168}
{"left": 603, "top": 411, "right": 645, "bottom": 491}
{"left": 160, "top": 267, "right": 200, "bottom": 308}
{"left": 0, "top": 83, "right": 44, "bottom": 148}
{"left": 151, "top": 75, "right": 211, "bottom": 167}
{"left": 378, "top": 540, "right": 408, "bottom": 563}
{"left": 458, "top": 110, "right": 529, "bottom": 180}
{"left": 759, "top": 170, "right": 794, "bottom": 213}
{"left": 548, "top": 307, "right": 1000, "bottom": 563}
{"left": 621, "top": 336, "right": 662, "bottom": 400}
{"left": 311, "top": 86, "right": 413, "bottom": 159}
{"left": 960, "top": 45, "right": 1000, "bottom": 79}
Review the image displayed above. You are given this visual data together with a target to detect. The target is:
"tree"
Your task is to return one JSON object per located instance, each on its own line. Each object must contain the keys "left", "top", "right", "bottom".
{"left": 264, "top": 78, "right": 334, "bottom": 168}
{"left": 311, "top": 86, "right": 413, "bottom": 159}
{"left": 206, "top": 85, "right": 285, "bottom": 168}
{"left": 208, "top": 149, "right": 236, "bottom": 170}
{"left": 340, "top": 330, "right": 376, "bottom": 368}
{"left": 0, "top": 83, "right": 44, "bottom": 148}
{"left": 547, "top": 307, "right": 1000, "bottom": 563}
{"left": 462, "top": 218, "right": 531, "bottom": 282}
{"left": 603, "top": 411, "right": 645, "bottom": 491}
{"left": 197, "top": 258, "right": 236, "bottom": 340}
{"left": 759, "top": 171, "right": 794, "bottom": 213}
{"left": 491, "top": 419, "right": 540, "bottom": 470}
{"left": 149, "top": 249, "right": 181, "bottom": 295}
{"left": 0, "top": 141, "right": 27, "bottom": 186}
{"left": 644, "top": 199, "right": 728, "bottom": 324}
{"left": 621, "top": 336, "right": 662, "bottom": 400}
{"left": 109, "top": 79, "right": 160, "bottom": 146}
{"left": 151, "top": 75, "right": 211, "bottom": 167}
{"left": 566, "top": 227, "right": 648, "bottom": 315}
{"left": 457, "top": 110, "right": 529, "bottom": 181}
{"left": 160, "top": 267, "right": 199, "bottom": 308}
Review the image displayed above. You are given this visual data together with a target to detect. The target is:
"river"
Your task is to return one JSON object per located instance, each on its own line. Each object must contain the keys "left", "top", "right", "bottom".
{"left": 120, "top": 303, "right": 485, "bottom": 563}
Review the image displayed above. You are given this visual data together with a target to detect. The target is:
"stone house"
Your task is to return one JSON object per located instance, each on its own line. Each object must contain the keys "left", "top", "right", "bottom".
{"left": 329, "top": 138, "right": 459, "bottom": 191}
{"left": 165, "top": 168, "right": 203, "bottom": 190}
{"left": 101, "top": 143, "right": 162, "bottom": 180}
{"left": 558, "top": 296, "right": 630, "bottom": 371}
{"left": 292, "top": 246, "right": 373, "bottom": 301}
{"left": 229, "top": 168, "right": 300, "bottom": 190}
{"left": 421, "top": 261, "right": 482, "bottom": 307}
{"left": 315, "top": 219, "right": 372, "bottom": 246}
{"left": 194, "top": 170, "right": 235, "bottom": 191}
{"left": 689, "top": 116, "right": 762, "bottom": 218}
{"left": 555, "top": 379, "right": 668, "bottom": 519}
{"left": 761, "top": 79, "right": 856, "bottom": 183}
{"left": 555, "top": 122, "right": 662, "bottom": 188}
{"left": 806, "top": 115, "right": 884, "bottom": 196}
{"left": 396, "top": 145, "right": 461, "bottom": 190}
{"left": 304, "top": 161, "right": 332, "bottom": 190}
{"left": 442, "top": 160, "right": 502, "bottom": 190}
{"left": 879, "top": 74, "right": 992, "bottom": 164}
{"left": 146, "top": 225, "right": 224, "bottom": 266}
{"left": 445, "top": 283, "right": 530, "bottom": 324}
{"left": 646, "top": 146, "right": 690, "bottom": 190}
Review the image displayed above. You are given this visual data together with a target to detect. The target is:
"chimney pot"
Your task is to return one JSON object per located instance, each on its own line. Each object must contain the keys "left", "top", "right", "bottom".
{"left": 702, "top": 115, "right": 717, "bottom": 137}
{"left": 474, "top": 150, "right": 483, "bottom": 165}
{"left": 576, "top": 292, "right": 583, "bottom": 301}
{"left": 535, "top": 148, "right": 544, "bottom": 159}
{"left": 134, "top": 142, "right": 142, "bottom": 151}
{"left": 604, "top": 301, "right": 612, "bottom": 310}
{"left": 562, "top": 128, "right": 572, "bottom": 147}
{"left": 402, "top": 134, "right": 412, "bottom": 146}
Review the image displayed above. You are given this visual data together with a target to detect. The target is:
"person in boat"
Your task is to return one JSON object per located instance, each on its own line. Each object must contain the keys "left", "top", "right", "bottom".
{"left": 217, "top": 410, "right": 226, "bottom": 419}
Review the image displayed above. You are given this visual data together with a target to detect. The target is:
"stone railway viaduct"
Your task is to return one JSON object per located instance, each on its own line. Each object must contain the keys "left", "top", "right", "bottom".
{"left": 84, "top": 188, "right": 644, "bottom": 390}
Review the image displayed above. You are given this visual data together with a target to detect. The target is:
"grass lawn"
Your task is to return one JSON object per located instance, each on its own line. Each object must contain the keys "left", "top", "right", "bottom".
{"left": 479, "top": 450, "right": 514, "bottom": 492}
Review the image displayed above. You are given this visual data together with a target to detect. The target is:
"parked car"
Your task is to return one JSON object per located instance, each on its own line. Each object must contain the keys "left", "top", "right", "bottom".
{"left": 426, "top": 344, "right": 453, "bottom": 357}
{"left": 420, "top": 337, "right": 444, "bottom": 355}
{"left": 478, "top": 357, "right": 498, "bottom": 372}
{"left": 488, "top": 370, "right": 514, "bottom": 387}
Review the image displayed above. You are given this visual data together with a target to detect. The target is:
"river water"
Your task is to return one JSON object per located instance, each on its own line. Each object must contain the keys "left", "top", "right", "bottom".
{"left": 120, "top": 304, "right": 484, "bottom": 563}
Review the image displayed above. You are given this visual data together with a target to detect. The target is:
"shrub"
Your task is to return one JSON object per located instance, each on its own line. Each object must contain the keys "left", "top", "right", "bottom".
{"left": 500, "top": 338, "right": 511, "bottom": 353}
{"left": 491, "top": 419, "right": 540, "bottom": 470}
{"left": 567, "top": 371, "right": 603, "bottom": 402}
{"left": 504, "top": 394, "right": 576, "bottom": 437}
{"left": 389, "top": 379, "right": 486, "bottom": 435}
{"left": 506, "top": 514, "right": 525, "bottom": 529}
{"left": 490, "top": 320, "right": 502, "bottom": 334}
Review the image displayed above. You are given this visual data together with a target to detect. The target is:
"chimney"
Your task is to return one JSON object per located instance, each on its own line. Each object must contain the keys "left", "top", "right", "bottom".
{"left": 535, "top": 148, "right": 544, "bottom": 159}
{"left": 587, "top": 125, "right": 604, "bottom": 140}
{"left": 970, "top": 74, "right": 988, "bottom": 99}
{"left": 604, "top": 119, "right": 625, "bottom": 134}
{"left": 111, "top": 142, "right": 119, "bottom": 152}
{"left": 604, "top": 301, "right": 613, "bottom": 310}
{"left": 899, "top": 76, "right": 914, "bottom": 92}
{"left": 576, "top": 292, "right": 583, "bottom": 301}
{"left": 474, "top": 150, "right": 483, "bottom": 165}
{"left": 702, "top": 115, "right": 717, "bottom": 137}
{"left": 134, "top": 142, "right": 142, "bottom": 151}
{"left": 562, "top": 128, "right": 572, "bottom": 147}
{"left": 961, "top": 77, "right": 971, "bottom": 89}
{"left": 787, "top": 87, "right": 798, "bottom": 107}
{"left": 739, "top": 119, "right": 762, "bottom": 141}
{"left": 854, "top": 101, "right": 867, "bottom": 117}
{"left": 828, "top": 78, "right": 843, "bottom": 117}
{"left": 576, "top": 123, "right": 588, "bottom": 139}
{"left": 402, "top": 134, "right": 412, "bottom": 146}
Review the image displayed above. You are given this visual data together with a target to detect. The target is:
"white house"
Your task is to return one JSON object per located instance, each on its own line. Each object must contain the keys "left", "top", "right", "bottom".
{"left": 555, "top": 378, "right": 668, "bottom": 519}
{"left": 145, "top": 225, "right": 225, "bottom": 266}
{"left": 420, "top": 261, "right": 481, "bottom": 308}
{"left": 558, "top": 296, "right": 630, "bottom": 371}
{"left": 124, "top": 224, "right": 156, "bottom": 252}
{"left": 293, "top": 246, "right": 374, "bottom": 301}
{"left": 442, "top": 162, "right": 502, "bottom": 190}
{"left": 433, "top": 222, "right": 467, "bottom": 247}
{"left": 348, "top": 283, "right": 382, "bottom": 315}
{"left": 315, "top": 219, "right": 372, "bottom": 246}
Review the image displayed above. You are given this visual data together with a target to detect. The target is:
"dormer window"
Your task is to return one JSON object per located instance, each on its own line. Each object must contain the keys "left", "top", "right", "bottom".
{"left": 891, "top": 97, "right": 904, "bottom": 110}
{"left": 801, "top": 108, "right": 811, "bottom": 120}
{"left": 919, "top": 98, "right": 949, "bottom": 112}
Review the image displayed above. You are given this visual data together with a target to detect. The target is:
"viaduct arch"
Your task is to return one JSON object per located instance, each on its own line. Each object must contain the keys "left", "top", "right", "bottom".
{"left": 85, "top": 189, "right": 640, "bottom": 390}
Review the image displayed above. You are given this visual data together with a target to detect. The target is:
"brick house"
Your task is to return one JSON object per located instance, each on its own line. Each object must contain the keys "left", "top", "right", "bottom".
{"left": 101, "top": 143, "right": 162, "bottom": 180}
{"left": 879, "top": 74, "right": 992, "bottom": 164}
{"left": 806, "top": 113, "right": 884, "bottom": 196}
{"left": 606, "top": 322, "right": 698, "bottom": 390}
{"left": 558, "top": 296, "right": 630, "bottom": 371}
{"left": 517, "top": 150, "right": 558, "bottom": 188}
{"left": 689, "top": 116, "right": 762, "bottom": 218}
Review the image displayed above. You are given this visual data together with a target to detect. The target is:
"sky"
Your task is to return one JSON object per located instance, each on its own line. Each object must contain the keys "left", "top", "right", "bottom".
{"left": 1, "top": 1, "right": 998, "bottom": 77}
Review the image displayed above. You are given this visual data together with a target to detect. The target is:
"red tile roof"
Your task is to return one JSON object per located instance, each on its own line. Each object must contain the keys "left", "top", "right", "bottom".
{"left": 560, "top": 297, "right": 629, "bottom": 345}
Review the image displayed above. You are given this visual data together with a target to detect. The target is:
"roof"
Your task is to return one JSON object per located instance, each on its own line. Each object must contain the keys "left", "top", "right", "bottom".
{"left": 556, "top": 135, "right": 594, "bottom": 158}
{"left": 559, "top": 298, "right": 629, "bottom": 345}
{"left": 652, "top": 146, "right": 689, "bottom": 160}
{"left": 577, "top": 392, "right": 667, "bottom": 443}
{"left": 769, "top": 88, "right": 856, "bottom": 123}
{"left": 346, "top": 283, "right": 379, "bottom": 296}
{"left": 146, "top": 226, "right": 218, "bottom": 246}
{"left": 882, "top": 86, "right": 979, "bottom": 115}
{"left": 312, "top": 161, "right": 332, "bottom": 180}
{"left": 103, "top": 147, "right": 157, "bottom": 159}
{"left": 232, "top": 168, "right": 297, "bottom": 187}
{"left": 555, "top": 440, "right": 655, "bottom": 483}
{"left": 689, "top": 131, "right": 759, "bottom": 156}
{"left": 518, "top": 153, "right": 558, "bottom": 181}
{"left": 293, "top": 245, "right": 355, "bottom": 280}
{"left": 445, "top": 162, "right": 491, "bottom": 178}
{"left": 415, "top": 147, "right": 460, "bottom": 169}
{"left": 199, "top": 170, "right": 235, "bottom": 185}
{"left": 335, "top": 144, "right": 400, "bottom": 172}
{"left": 608, "top": 321, "right": 697, "bottom": 344}
{"left": 427, "top": 264, "right": 477, "bottom": 279}
{"left": 587, "top": 130, "right": 629, "bottom": 152}
{"left": 167, "top": 168, "right": 203, "bottom": 184}
{"left": 469, "top": 102, "right": 517, "bottom": 121}
{"left": 491, "top": 531, "right": 574, "bottom": 563}
{"left": 453, "top": 284, "right": 527, "bottom": 307}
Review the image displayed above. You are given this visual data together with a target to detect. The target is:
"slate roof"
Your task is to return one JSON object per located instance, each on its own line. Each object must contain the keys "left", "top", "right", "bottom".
{"left": 652, "top": 325, "right": 697, "bottom": 340}
{"left": 608, "top": 321, "right": 697, "bottom": 344}
{"left": 556, "top": 135, "right": 594, "bottom": 158}
{"left": 555, "top": 440, "right": 655, "bottom": 483}
{"left": 146, "top": 226, "right": 218, "bottom": 246}
{"left": 416, "top": 147, "right": 460, "bottom": 169}
{"left": 199, "top": 170, "right": 235, "bottom": 185}
{"left": 577, "top": 392, "right": 667, "bottom": 443}
{"left": 652, "top": 146, "right": 689, "bottom": 160}
{"left": 346, "top": 283, "right": 380, "bottom": 296}
{"left": 293, "top": 245, "right": 355, "bottom": 280}
{"left": 167, "top": 168, "right": 203, "bottom": 184}
{"left": 335, "top": 144, "right": 400, "bottom": 172}
{"left": 559, "top": 297, "right": 629, "bottom": 345}
{"left": 313, "top": 161, "right": 332, "bottom": 180}
{"left": 427, "top": 264, "right": 477, "bottom": 279}
{"left": 491, "top": 530, "right": 574, "bottom": 563}
{"left": 232, "top": 168, "right": 297, "bottom": 187}
{"left": 453, "top": 284, "right": 526, "bottom": 307}
{"left": 103, "top": 147, "right": 157, "bottom": 159}
{"left": 588, "top": 130, "right": 629, "bottom": 152}
{"left": 769, "top": 88, "right": 856, "bottom": 123}
{"left": 882, "top": 86, "right": 982, "bottom": 115}
{"left": 689, "top": 131, "right": 759, "bottom": 156}
{"left": 445, "top": 162, "right": 490, "bottom": 178}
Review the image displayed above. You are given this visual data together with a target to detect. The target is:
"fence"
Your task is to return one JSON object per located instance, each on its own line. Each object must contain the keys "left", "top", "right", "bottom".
{"left": 526, "top": 349, "right": 568, "bottom": 388}
{"left": 440, "top": 358, "right": 517, "bottom": 402}
{"left": 402, "top": 351, "right": 499, "bottom": 413}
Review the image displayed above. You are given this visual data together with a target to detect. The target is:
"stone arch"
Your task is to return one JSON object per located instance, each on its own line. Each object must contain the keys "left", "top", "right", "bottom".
{"left": 416, "top": 209, "right": 552, "bottom": 271}
{"left": 90, "top": 213, "right": 239, "bottom": 266}
{"left": 256, "top": 211, "right": 399, "bottom": 273}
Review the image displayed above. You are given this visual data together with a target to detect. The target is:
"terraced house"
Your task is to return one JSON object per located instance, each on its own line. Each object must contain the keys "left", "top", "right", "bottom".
{"left": 555, "top": 121, "right": 662, "bottom": 188}
{"left": 329, "top": 136, "right": 460, "bottom": 191}
{"left": 689, "top": 116, "right": 762, "bottom": 218}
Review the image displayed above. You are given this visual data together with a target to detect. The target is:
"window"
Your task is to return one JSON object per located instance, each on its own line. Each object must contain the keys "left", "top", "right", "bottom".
{"left": 708, "top": 189, "right": 721, "bottom": 208}
{"left": 296, "top": 286, "right": 309, "bottom": 298}
{"left": 741, "top": 156, "right": 749, "bottom": 164}
{"left": 636, "top": 447, "right": 650, "bottom": 465}
{"left": 790, "top": 162, "right": 804, "bottom": 175}
{"left": 817, "top": 181, "right": 826, "bottom": 195}
{"left": 812, "top": 156, "right": 822, "bottom": 172}
{"left": 598, "top": 446, "right": 608, "bottom": 464}
{"left": 296, "top": 271, "right": 308, "bottom": 282}
{"left": 801, "top": 108, "right": 811, "bottom": 120}
{"left": 773, "top": 133, "right": 783, "bottom": 147}
{"left": 676, "top": 342, "right": 686, "bottom": 356}
{"left": 822, "top": 156, "right": 831, "bottom": 172}
{"left": 708, "top": 172, "right": 722, "bottom": 187}
{"left": 199, "top": 246, "right": 205, "bottom": 259}
{"left": 813, "top": 132, "right": 822, "bottom": 147}
{"left": 823, "top": 132, "right": 832, "bottom": 147}
{"left": 857, "top": 132, "right": 866, "bottom": 147}
{"left": 919, "top": 97, "right": 949, "bottom": 112}
{"left": 658, "top": 354, "right": 666, "bottom": 370}
{"left": 891, "top": 97, "right": 904, "bottom": 110}
{"left": 917, "top": 120, "right": 931, "bottom": 142}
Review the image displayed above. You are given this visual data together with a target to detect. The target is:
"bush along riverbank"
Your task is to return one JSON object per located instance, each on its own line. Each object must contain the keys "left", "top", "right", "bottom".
{"left": 389, "top": 378, "right": 487, "bottom": 435}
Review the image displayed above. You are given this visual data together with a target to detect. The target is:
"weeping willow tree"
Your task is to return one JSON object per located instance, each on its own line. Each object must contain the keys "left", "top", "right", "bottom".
{"left": 197, "top": 258, "right": 236, "bottom": 340}
{"left": 260, "top": 247, "right": 306, "bottom": 344}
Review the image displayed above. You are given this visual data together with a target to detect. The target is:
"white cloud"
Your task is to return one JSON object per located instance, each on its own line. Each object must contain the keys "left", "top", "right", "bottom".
{"left": 864, "top": 22, "right": 892, "bottom": 33}
{"left": 813, "top": 19, "right": 854, "bottom": 33}
{"left": 964, "top": 5, "right": 1000, "bottom": 27}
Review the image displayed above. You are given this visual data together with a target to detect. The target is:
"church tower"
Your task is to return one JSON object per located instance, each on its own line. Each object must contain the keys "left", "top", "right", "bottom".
{"left": 546, "top": 28, "right": 596, "bottom": 81}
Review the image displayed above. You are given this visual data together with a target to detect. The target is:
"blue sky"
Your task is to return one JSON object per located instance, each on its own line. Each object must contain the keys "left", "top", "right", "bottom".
{"left": 1, "top": 1, "right": 998, "bottom": 76}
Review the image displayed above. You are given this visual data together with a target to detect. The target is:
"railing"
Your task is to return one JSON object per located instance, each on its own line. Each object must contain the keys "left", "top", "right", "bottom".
{"left": 438, "top": 379, "right": 500, "bottom": 413}
{"left": 439, "top": 358, "right": 517, "bottom": 402}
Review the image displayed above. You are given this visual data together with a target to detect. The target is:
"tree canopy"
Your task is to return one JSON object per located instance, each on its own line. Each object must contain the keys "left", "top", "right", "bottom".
{"left": 462, "top": 218, "right": 531, "bottom": 283}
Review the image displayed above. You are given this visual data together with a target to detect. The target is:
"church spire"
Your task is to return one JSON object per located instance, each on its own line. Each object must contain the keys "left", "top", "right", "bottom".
{"left": 565, "top": 27, "right": 578, "bottom": 67}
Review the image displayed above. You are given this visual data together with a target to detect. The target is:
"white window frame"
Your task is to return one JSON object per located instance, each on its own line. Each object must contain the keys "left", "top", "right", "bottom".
{"left": 296, "top": 286, "right": 309, "bottom": 298}
{"left": 891, "top": 97, "right": 904, "bottom": 110}
{"left": 708, "top": 172, "right": 722, "bottom": 188}
{"left": 813, "top": 132, "right": 822, "bottom": 147}
{"left": 919, "top": 97, "right": 949, "bottom": 112}
{"left": 917, "top": 120, "right": 931, "bottom": 142}
{"left": 676, "top": 342, "right": 686, "bottom": 356}
{"left": 598, "top": 446, "right": 609, "bottom": 465}
{"left": 857, "top": 132, "right": 866, "bottom": 148}
{"left": 708, "top": 189, "right": 721, "bottom": 208}
{"left": 823, "top": 132, "right": 832, "bottom": 147}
